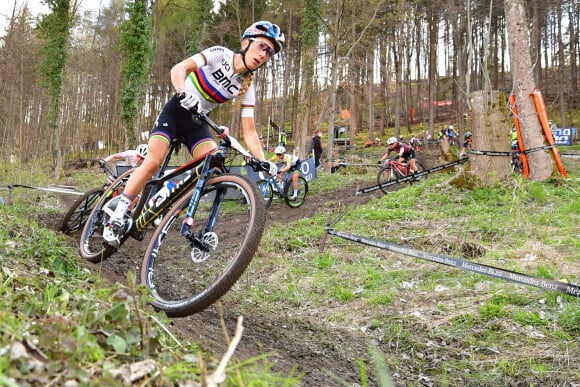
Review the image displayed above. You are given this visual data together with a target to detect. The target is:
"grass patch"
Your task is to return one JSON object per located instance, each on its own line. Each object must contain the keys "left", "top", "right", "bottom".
{"left": 245, "top": 150, "right": 580, "bottom": 384}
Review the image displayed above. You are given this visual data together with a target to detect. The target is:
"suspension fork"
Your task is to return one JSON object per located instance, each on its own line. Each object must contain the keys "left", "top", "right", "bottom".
{"left": 179, "top": 154, "right": 224, "bottom": 236}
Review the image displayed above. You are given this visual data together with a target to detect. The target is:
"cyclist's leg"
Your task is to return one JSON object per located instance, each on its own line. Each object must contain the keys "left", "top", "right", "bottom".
{"left": 292, "top": 172, "right": 299, "bottom": 190}
{"left": 408, "top": 149, "right": 418, "bottom": 173}
{"left": 292, "top": 162, "right": 301, "bottom": 190}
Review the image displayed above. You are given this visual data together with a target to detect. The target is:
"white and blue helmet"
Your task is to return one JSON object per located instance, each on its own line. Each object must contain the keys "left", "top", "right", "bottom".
{"left": 243, "top": 21, "right": 285, "bottom": 54}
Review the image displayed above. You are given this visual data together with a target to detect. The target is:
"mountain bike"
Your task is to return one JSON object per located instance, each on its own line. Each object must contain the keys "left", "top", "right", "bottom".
{"left": 377, "top": 158, "right": 426, "bottom": 193}
{"left": 256, "top": 171, "right": 308, "bottom": 209}
{"left": 511, "top": 149, "right": 524, "bottom": 174}
{"left": 60, "top": 162, "right": 128, "bottom": 235}
{"left": 79, "top": 111, "right": 271, "bottom": 317}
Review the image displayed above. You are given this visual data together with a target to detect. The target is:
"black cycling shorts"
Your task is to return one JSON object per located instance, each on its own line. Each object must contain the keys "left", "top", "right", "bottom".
{"left": 151, "top": 94, "right": 213, "bottom": 154}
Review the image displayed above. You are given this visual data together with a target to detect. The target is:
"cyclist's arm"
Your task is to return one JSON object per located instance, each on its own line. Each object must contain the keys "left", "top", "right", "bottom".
{"left": 276, "top": 155, "right": 291, "bottom": 173}
{"left": 241, "top": 116, "right": 265, "bottom": 160}
{"left": 104, "top": 153, "right": 122, "bottom": 164}
{"left": 171, "top": 57, "right": 198, "bottom": 93}
{"left": 380, "top": 150, "right": 391, "bottom": 162}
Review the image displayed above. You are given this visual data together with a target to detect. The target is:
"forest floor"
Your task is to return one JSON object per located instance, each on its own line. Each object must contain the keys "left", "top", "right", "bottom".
{"left": 48, "top": 171, "right": 386, "bottom": 385}
{"left": 38, "top": 144, "right": 580, "bottom": 385}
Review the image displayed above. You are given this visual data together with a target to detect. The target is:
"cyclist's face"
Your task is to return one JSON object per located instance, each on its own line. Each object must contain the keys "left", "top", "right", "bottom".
{"left": 243, "top": 37, "right": 275, "bottom": 70}
{"left": 276, "top": 153, "right": 283, "bottom": 158}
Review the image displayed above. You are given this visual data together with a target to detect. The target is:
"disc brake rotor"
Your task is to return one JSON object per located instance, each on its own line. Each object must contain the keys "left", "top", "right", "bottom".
{"left": 191, "top": 232, "right": 218, "bottom": 263}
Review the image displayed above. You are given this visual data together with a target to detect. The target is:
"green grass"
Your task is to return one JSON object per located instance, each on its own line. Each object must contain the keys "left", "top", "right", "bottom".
{"left": 1, "top": 139, "right": 579, "bottom": 385}
{"left": 240, "top": 145, "right": 580, "bottom": 384}
{"left": 0, "top": 198, "right": 299, "bottom": 385}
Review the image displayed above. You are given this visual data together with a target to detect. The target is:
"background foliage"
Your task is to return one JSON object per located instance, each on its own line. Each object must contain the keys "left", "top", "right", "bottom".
{"left": 0, "top": 0, "right": 578, "bottom": 166}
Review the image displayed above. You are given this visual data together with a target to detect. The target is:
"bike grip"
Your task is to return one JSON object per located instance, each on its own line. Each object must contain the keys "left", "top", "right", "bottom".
{"left": 260, "top": 161, "right": 271, "bottom": 171}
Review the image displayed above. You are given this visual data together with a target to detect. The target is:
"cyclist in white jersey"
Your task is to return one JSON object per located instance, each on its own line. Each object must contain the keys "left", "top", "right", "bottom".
{"left": 103, "top": 21, "right": 285, "bottom": 246}
{"left": 101, "top": 144, "right": 148, "bottom": 168}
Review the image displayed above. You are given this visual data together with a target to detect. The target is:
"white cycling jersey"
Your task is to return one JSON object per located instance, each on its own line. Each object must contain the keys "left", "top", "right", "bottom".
{"left": 116, "top": 150, "right": 141, "bottom": 167}
{"left": 185, "top": 46, "right": 256, "bottom": 118}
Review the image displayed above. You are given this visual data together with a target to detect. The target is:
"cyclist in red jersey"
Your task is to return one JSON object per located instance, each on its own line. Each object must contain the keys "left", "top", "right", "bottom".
{"left": 379, "top": 137, "right": 419, "bottom": 175}
{"left": 103, "top": 21, "right": 285, "bottom": 247}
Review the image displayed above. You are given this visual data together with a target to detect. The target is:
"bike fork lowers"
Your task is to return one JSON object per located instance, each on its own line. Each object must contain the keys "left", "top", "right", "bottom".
{"left": 180, "top": 170, "right": 223, "bottom": 241}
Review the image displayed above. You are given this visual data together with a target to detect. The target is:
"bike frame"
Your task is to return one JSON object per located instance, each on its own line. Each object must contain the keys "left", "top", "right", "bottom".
{"left": 131, "top": 151, "right": 215, "bottom": 234}
{"left": 387, "top": 159, "right": 409, "bottom": 178}
{"left": 267, "top": 170, "right": 299, "bottom": 196}
{"left": 128, "top": 113, "right": 256, "bottom": 239}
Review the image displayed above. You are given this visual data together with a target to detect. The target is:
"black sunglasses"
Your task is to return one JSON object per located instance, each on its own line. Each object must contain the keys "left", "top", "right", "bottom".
{"left": 250, "top": 39, "right": 275, "bottom": 58}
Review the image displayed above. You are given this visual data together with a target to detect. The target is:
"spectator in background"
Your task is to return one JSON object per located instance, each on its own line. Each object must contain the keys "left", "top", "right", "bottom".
{"left": 309, "top": 129, "right": 323, "bottom": 169}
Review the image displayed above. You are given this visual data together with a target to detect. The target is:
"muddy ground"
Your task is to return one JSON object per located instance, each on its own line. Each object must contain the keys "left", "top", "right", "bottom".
{"left": 48, "top": 173, "right": 385, "bottom": 386}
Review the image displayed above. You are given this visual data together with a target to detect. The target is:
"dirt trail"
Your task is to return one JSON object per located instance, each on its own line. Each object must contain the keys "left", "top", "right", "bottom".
{"left": 49, "top": 179, "right": 383, "bottom": 385}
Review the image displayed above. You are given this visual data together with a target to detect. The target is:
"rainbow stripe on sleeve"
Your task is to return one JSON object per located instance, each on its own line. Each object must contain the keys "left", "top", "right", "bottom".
{"left": 188, "top": 69, "right": 228, "bottom": 104}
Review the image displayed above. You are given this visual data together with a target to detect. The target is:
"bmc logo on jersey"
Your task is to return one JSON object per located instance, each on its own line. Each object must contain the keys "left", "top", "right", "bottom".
{"left": 212, "top": 64, "right": 240, "bottom": 94}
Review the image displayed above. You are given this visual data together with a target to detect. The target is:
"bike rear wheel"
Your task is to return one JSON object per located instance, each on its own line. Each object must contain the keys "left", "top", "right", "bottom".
{"left": 377, "top": 166, "right": 400, "bottom": 193}
{"left": 141, "top": 173, "right": 266, "bottom": 317}
{"left": 256, "top": 179, "right": 274, "bottom": 209}
{"left": 283, "top": 176, "right": 308, "bottom": 208}
{"left": 61, "top": 187, "right": 104, "bottom": 234}
{"left": 79, "top": 169, "right": 134, "bottom": 263}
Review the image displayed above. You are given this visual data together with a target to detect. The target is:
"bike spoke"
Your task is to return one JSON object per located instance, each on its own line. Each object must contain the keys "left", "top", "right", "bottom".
{"left": 142, "top": 174, "right": 265, "bottom": 317}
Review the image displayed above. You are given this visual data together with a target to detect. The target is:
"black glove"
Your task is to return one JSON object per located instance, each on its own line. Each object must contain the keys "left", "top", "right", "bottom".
{"left": 377, "top": 160, "right": 382, "bottom": 164}
{"left": 98, "top": 159, "right": 107, "bottom": 169}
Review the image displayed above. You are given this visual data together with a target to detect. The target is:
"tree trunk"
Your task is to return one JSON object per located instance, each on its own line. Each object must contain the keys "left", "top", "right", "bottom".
{"left": 368, "top": 49, "right": 375, "bottom": 141}
{"left": 469, "top": 90, "right": 511, "bottom": 182}
{"left": 427, "top": 8, "right": 438, "bottom": 135}
{"left": 505, "top": 0, "right": 553, "bottom": 180}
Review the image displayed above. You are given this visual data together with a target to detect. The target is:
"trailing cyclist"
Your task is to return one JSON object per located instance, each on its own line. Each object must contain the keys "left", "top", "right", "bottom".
{"left": 378, "top": 137, "right": 419, "bottom": 177}
{"left": 459, "top": 132, "right": 472, "bottom": 158}
{"left": 99, "top": 144, "right": 148, "bottom": 170}
{"left": 102, "top": 21, "right": 283, "bottom": 247}
{"left": 270, "top": 145, "right": 301, "bottom": 200}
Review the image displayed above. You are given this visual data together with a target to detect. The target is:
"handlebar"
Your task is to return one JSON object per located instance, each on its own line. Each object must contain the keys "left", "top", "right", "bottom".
{"left": 177, "top": 92, "right": 273, "bottom": 175}
{"left": 386, "top": 158, "right": 409, "bottom": 167}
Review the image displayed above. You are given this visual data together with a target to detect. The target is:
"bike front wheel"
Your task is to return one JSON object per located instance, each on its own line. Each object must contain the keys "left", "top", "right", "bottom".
{"left": 283, "top": 176, "right": 308, "bottom": 208}
{"left": 256, "top": 179, "right": 274, "bottom": 209}
{"left": 141, "top": 173, "right": 266, "bottom": 317}
{"left": 79, "top": 169, "right": 134, "bottom": 263}
{"left": 61, "top": 187, "right": 104, "bottom": 234}
{"left": 377, "top": 166, "right": 400, "bottom": 193}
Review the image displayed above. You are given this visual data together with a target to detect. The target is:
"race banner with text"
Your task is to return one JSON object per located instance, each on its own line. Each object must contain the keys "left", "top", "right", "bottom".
{"left": 551, "top": 127, "right": 576, "bottom": 145}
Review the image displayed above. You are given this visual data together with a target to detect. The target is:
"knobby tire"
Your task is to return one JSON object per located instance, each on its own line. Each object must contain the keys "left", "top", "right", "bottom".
{"left": 377, "top": 162, "right": 427, "bottom": 194}
{"left": 61, "top": 187, "right": 105, "bottom": 234}
{"left": 79, "top": 168, "right": 135, "bottom": 263}
{"left": 257, "top": 179, "right": 274, "bottom": 209}
{"left": 377, "top": 166, "right": 399, "bottom": 193}
{"left": 141, "top": 173, "right": 266, "bottom": 317}
{"left": 283, "top": 176, "right": 308, "bottom": 208}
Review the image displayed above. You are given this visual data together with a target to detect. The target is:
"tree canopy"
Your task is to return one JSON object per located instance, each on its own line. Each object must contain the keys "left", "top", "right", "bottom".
{"left": 0, "top": 0, "right": 577, "bottom": 180}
